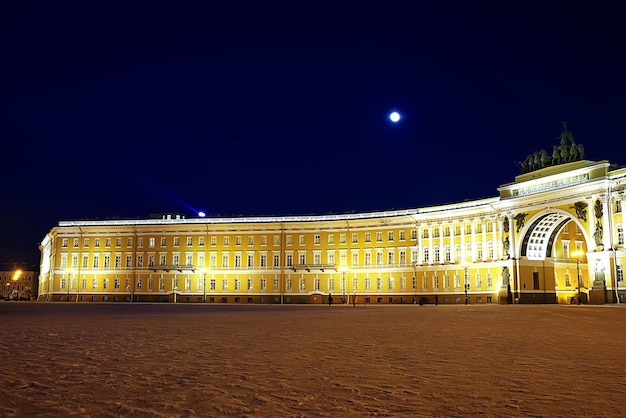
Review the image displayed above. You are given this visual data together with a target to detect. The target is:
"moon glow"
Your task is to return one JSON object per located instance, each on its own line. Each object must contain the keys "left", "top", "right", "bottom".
{"left": 389, "top": 112, "right": 401, "bottom": 123}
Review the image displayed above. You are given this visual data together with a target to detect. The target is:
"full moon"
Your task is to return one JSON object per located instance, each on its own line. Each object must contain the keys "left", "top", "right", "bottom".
{"left": 389, "top": 111, "right": 401, "bottom": 123}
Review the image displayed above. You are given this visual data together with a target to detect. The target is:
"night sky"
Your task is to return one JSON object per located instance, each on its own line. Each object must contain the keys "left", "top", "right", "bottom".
{"left": 1, "top": 1, "right": 625, "bottom": 266}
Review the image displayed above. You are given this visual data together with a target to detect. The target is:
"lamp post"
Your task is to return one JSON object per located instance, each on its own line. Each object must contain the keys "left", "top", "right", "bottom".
{"left": 12, "top": 270, "right": 22, "bottom": 300}
{"left": 464, "top": 267, "right": 470, "bottom": 305}
{"left": 572, "top": 251, "right": 583, "bottom": 305}
{"left": 203, "top": 271, "right": 207, "bottom": 303}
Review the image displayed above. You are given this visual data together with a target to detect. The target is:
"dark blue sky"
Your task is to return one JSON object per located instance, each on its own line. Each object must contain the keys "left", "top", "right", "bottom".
{"left": 1, "top": 1, "right": 625, "bottom": 266}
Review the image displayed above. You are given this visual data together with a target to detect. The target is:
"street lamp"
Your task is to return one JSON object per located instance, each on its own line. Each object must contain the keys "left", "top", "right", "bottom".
{"left": 12, "top": 270, "right": 22, "bottom": 300}
{"left": 201, "top": 270, "right": 207, "bottom": 303}
{"left": 572, "top": 251, "right": 583, "bottom": 305}
{"left": 464, "top": 267, "right": 470, "bottom": 305}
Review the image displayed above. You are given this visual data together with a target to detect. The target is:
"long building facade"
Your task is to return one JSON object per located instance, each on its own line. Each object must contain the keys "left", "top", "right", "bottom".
{"left": 38, "top": 156, "right": 626, "bottom": 305}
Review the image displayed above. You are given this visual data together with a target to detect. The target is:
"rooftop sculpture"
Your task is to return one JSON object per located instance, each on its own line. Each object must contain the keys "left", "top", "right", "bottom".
{"left": 517, "top": 122, "right": 585, "bottom": 173}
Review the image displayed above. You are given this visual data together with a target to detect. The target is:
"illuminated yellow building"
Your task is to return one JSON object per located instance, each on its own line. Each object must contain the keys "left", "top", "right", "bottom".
{"left": 38, "top": 157, "right": 626, "bottom": 305}
{"left": 1, "top": 264, "right": 38, "bottom": 301}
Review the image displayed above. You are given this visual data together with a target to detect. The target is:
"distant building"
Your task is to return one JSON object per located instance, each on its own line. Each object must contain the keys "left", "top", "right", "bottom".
{"left": 36, "top": 124, "right": 626, "bottom": 305}
{"left": 1, "top": 263, "right": 38, "bottom": 301}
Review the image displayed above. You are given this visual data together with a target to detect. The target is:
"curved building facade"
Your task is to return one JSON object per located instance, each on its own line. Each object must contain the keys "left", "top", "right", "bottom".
{"left": 38, "top": 159, "right": 626, "bottom": 305}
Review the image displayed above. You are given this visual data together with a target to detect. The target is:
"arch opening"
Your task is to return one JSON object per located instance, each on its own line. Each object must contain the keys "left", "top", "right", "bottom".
{"left": 521, "top": 213, "right": 576, "bottom": 260}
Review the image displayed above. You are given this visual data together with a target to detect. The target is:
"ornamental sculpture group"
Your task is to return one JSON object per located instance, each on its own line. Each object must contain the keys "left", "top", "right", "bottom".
{"left": 517, "top": 122, "right": 585, "bottom": 173}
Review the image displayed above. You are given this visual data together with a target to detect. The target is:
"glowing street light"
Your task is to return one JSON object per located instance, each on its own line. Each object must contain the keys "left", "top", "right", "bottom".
{"left": 12, "top": 269, "right": 22, "bottom": 300}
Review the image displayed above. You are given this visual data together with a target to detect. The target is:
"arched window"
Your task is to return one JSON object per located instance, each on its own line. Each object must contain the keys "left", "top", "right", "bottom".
{"left": 487, "top": 241, "right": 494, "bottom": 260}
{"left": 454, "top": 244, "right": 462, "bottom": 263}
{"left": 444, "top": 245, "right": 451, "bottom": 263}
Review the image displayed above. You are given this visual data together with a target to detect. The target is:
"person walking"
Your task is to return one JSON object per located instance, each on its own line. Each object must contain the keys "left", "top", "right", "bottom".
{"left": 328, "top": 293, "right": 333, "bottom": 307}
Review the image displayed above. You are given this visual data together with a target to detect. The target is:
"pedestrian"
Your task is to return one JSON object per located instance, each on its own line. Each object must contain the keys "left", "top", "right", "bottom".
{"left": 353, "top": 295, "right": 356, "bottom": 308}
{"left": 328, "top": 293, "right": 333, "bottom": 307}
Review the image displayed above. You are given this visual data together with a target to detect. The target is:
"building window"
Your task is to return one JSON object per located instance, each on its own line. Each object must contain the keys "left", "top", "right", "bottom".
{"left": 487, "top": 273, "right": 493, "bottom": 288}
{"left": 444, "top": 245, "right": 451, "bottom": 263}
{"left": 423, "top": 247, "right": 430, "bottom": 264}
{"left": 73, "top": 238, "right": 79, "bottom": 248}
{"left": 286, "top": 235, "right": 293, "bottom": 246}
{"left": 388, "top": 231, "right": 394, "bottom": 241}
{"left": 352, "top": 233, "right": 358, "bottom": 244}
{"left": 340, "top": 234, "right": 347, "bottom": 244}
{"left": 476, "top": 273, "right": 482, "bottom": 289}
{"left": 314, "top": 234, "right": 320, "bottom": 245}
{"left": 376, "top": 232, "right": 382, "bottom": 242}
{"left": 62, "top": 238, "right": 68, "bottom": 248}
{"left": 399, "top": 231, "right": 406, "bottom": 241}
{"left": 248, "top": 236, "right": 254, "bottom": 246}
{"left": 235, "top": 236, "right": 242, "bottom": 246}
{"left": 198, "top": 237, "right": 205, "bottom": 247}
{"left": 261, "top": 236, "right": 267, "bottom": 246}
{"left": 617, "top": 265, "right": 624, "bottom": 283}
{"left": 617, "top": 224, "right": 624, "bottom": 246}
{"left": 411, "top": 230, "right": 417, "bottom": 240}
{"left": 352, "top": 277, "right": 358, "bottom": 290}
{"left": 328, "top": 234, "right": 334, "bottom": 244}
{"left": 365, "top": 277, "right": 371, "bottom": 290}
{"left": 365, "top": 233, "right": 371, "bottom": 243}
{"left": 273, "top": 236, "right": 280, "bottom": 246}
{"left": 223, "top": 236, "right": 230, "bottom": 246}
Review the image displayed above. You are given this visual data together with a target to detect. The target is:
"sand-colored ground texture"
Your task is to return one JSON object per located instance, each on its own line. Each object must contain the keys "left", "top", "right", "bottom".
{"left": 1, "top": 302, "right": 625, "bottom": 417}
